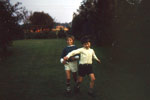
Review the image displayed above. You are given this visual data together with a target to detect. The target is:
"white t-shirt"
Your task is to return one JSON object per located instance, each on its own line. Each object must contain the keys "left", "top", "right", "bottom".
{"left": 66, "top": 47, "right": 99, "bottom": 64}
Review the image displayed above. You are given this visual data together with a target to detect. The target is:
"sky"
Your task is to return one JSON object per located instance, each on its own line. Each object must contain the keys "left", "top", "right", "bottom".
{"left": 10, "top": 0, "right": 83, "bottom": 23}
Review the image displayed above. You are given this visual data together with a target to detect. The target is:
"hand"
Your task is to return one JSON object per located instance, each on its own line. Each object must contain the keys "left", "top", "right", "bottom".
{"left": 97, "top": 59, "right": 101, "bottom": 64}
{"left": 70, "top": 57, "right": 75, "bottom": 61}
{"left": 62, "top": 60, "right": 67, "bottom": 64}
{"left": 63, "top": 57, "right": 69, "bottom": 60}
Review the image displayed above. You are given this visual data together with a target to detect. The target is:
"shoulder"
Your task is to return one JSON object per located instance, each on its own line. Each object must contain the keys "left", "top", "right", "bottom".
{"left": 79, "top": 47, "right": 84, "bottom": 50}
{"left": 74, "top": 47, "right": 83, "bottom": 52}
{"left": 72, "top": 45, "right": 78, "bottom": 49}
{"left": 89, "top": 48, "right": 94, "bottom": 52}
{"left": 78, "top": 47, "right": 86, "bottom": 52}
{"left": 63, "top": 46, "right": 68, "bottom": 51}
{"left": 67, "top": 45, "right": 78, "bottom": 50}
{"left": 63, "top": 46, "right": 68, "bottom": 50}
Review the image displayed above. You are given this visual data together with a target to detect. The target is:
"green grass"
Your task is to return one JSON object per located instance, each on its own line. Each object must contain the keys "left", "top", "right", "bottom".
{"left": 0, "top": 39, "right": 148, "bottom": 100}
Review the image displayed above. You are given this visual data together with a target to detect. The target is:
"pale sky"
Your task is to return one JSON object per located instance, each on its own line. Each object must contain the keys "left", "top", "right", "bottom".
{"left": 10, "top": 0, "right": 82, "bottom": 23}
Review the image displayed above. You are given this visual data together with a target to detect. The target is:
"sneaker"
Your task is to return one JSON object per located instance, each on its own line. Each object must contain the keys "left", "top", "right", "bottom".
{"left": 66, "top": 86, "right": 71, "bottom": 93}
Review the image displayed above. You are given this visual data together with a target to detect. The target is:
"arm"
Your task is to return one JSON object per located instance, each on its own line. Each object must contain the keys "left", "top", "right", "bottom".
{"left": 74, "top": 55, "right": 79, "bottom": 59}
{"left": 92, "top": 50, "right": 101, "bottom": 63}
{"left": 74, "top": 46, "right": 80, "bottom": 60}
{"left": 70, "top": 55, "right": 79, "bottom": 61}
{"left": 60, "top": 48, "right": 68, "bottom": 64}
{"left": 60, "top": 58, "right": 68, "bottom": 64}
{"left": 64, "top": 48, "right": 81, "bottom": 60}
{"left": 69, "top": 46, "right": 80, "bottom": 61}
{"left": 60, "top": 58, "right": 64, "bottom": 63}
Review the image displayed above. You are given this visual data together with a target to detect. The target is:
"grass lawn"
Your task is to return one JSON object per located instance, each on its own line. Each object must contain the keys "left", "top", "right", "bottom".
{"left": 0, "top": 39, "right": 148, "bottom": 100}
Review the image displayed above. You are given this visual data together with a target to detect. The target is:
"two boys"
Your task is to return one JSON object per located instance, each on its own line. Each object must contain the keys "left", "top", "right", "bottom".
{"left": 60, "top": 35, "right": 101, "bottom": 97}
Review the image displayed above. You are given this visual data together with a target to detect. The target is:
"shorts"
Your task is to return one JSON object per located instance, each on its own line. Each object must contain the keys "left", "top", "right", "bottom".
{"left": 64, "top": 61, "right": 78, "bottom": 72}
{"left": 78, "top": 64, "right": 93, "bottom": 77}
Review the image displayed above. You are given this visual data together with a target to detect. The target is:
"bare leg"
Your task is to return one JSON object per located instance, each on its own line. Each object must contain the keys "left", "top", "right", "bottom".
{"left": 74, "top": 76, "right": 83, "bottom": 93}
{"left": 76, "top": 76, "right": 83, "bottom": 87}
{"left": 88, "top": 73, "right": 96, "bottom": 97}
{"left": 77, "top": 76, "right": 83, "bottom": 84}
{"left": 72, "top": 72, "right": 77, "bottom": 82}
{"left": 65, "top": 70, "right": 71, "bottom": 86}
{"left": 89, "top": 73, "right": 95, "bottom": 89}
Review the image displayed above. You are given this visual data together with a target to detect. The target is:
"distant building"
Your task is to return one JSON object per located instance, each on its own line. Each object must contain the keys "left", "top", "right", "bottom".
{"left": 23, "top": 25, "right": 69, "bottom": 33}
{"left": 23, "top": 25, "right": 50, "bottom": 33}
{"left": 52, "top": 25, "right": 69, "bottom": 31}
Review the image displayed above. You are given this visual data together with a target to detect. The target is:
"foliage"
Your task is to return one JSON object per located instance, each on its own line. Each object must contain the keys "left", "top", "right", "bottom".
{"left": 23, "top": 31, "right": 57, "bottom": 39}
{"left": 57, "top": 30, "right": 66, "bottom": 38}
{"left": 54, "top": 22, "right": 71, "bottom": 38}
{"left": 23, "top": 31, "right": 69, "bottom": 39}
{"left": 29, "top": 12, "right": 54, "bottom": 31}
{"left": 0, "top": 0, "right": 23, "bottom": 53}
{"left": 72, "top": 0, "right": 114, "bottom": 45}
{"left": 71, "top": 0, "right": 146, "bottom": 46}
{"left": 20, "top": 7, "right": 32, "bottom": 25}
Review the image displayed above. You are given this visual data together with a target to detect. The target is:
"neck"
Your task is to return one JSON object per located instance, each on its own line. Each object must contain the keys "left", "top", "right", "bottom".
{"left": 84, "top": 47, "right": 89, "bottom": 49}
{"left": 68, "top": 45, "right": 74, "bottom": 47}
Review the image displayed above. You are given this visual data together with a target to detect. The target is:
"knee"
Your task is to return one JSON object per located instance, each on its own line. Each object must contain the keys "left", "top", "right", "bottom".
{"left": 91, "top": 77, "right": 96, "bottom": 82}
{"left": 78, "top": 76, "right": 83, "bottom": 83}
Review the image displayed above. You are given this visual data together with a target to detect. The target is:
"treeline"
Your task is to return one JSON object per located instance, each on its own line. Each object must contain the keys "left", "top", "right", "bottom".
{"left": 71, "top": 0, "right": 146, "bottom": 46}
{"left": 0, "top": 0, "right": 22, "bottom": 53}
{"left": 21, "top": 11, "right": 70, "bottom": 39}
{"left": 71, "top": 0, "right": 114, "bottom": 46}
{"left": 0, "top": 0, "right": 68, "bottom": 53}
{"left": 0, "top": 0, "right": 68, "bottom": 59}
{"left": 1, "top": 0, "right": 149, "bottom": 58}
{"left": 22, "top": 31, "right": 68, "bottom": 39}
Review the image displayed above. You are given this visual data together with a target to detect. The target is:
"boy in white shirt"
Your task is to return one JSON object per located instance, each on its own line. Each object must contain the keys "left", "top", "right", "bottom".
{"left": 64, "top": 37, "right": 101, "bottom": 97}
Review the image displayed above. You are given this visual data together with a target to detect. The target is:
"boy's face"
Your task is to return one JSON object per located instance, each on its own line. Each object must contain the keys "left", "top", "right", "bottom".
{"left": 67, "top": 38, "right": 74, "bottom": 45}
{"left": 83, "top": 42, "right": 91, "bottom": 49}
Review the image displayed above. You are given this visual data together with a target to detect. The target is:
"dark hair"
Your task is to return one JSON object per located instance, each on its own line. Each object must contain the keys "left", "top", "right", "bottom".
{"left": 66, "top": 35, "right": 75, "bottom": 41}
{"left": 81, "top": 36, "right": 90, "bottom": 44}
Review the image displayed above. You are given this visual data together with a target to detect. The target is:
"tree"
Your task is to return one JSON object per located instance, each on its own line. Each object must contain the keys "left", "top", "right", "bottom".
{"left": 20, "top": 7, "right": 32, "bottom": 25}
{"left": 29, "top": 12, "right": 54, "bottom": 31}
{"left": 72, "top": 0, "right": 95, "bottom": 39}
{"left": 0, "top": 0, "right": 22, "bottom": 53}
{"left": 71, "top": 0, "right": 114, "bottom": 45}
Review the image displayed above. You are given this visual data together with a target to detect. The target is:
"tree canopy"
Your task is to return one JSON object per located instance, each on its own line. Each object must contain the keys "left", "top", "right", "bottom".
{"left": 29, "top": 12, "right": 54, "bottom": 30}
{"left": 71, "top": 0, "right": 146, "bottom": 46}
{"left": 71, "top": 0, "right": 114, "bottom": 45}
{"left": 0, "top": 0, "right": 22, "bottom": 52}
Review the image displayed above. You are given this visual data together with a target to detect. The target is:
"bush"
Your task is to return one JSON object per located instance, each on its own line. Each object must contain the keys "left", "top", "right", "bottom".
{"left": 57, "top": 30, "right": 67, "bottom": 38}
{"left": 24, "top": 31, "right": 57, "bottom": 39}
